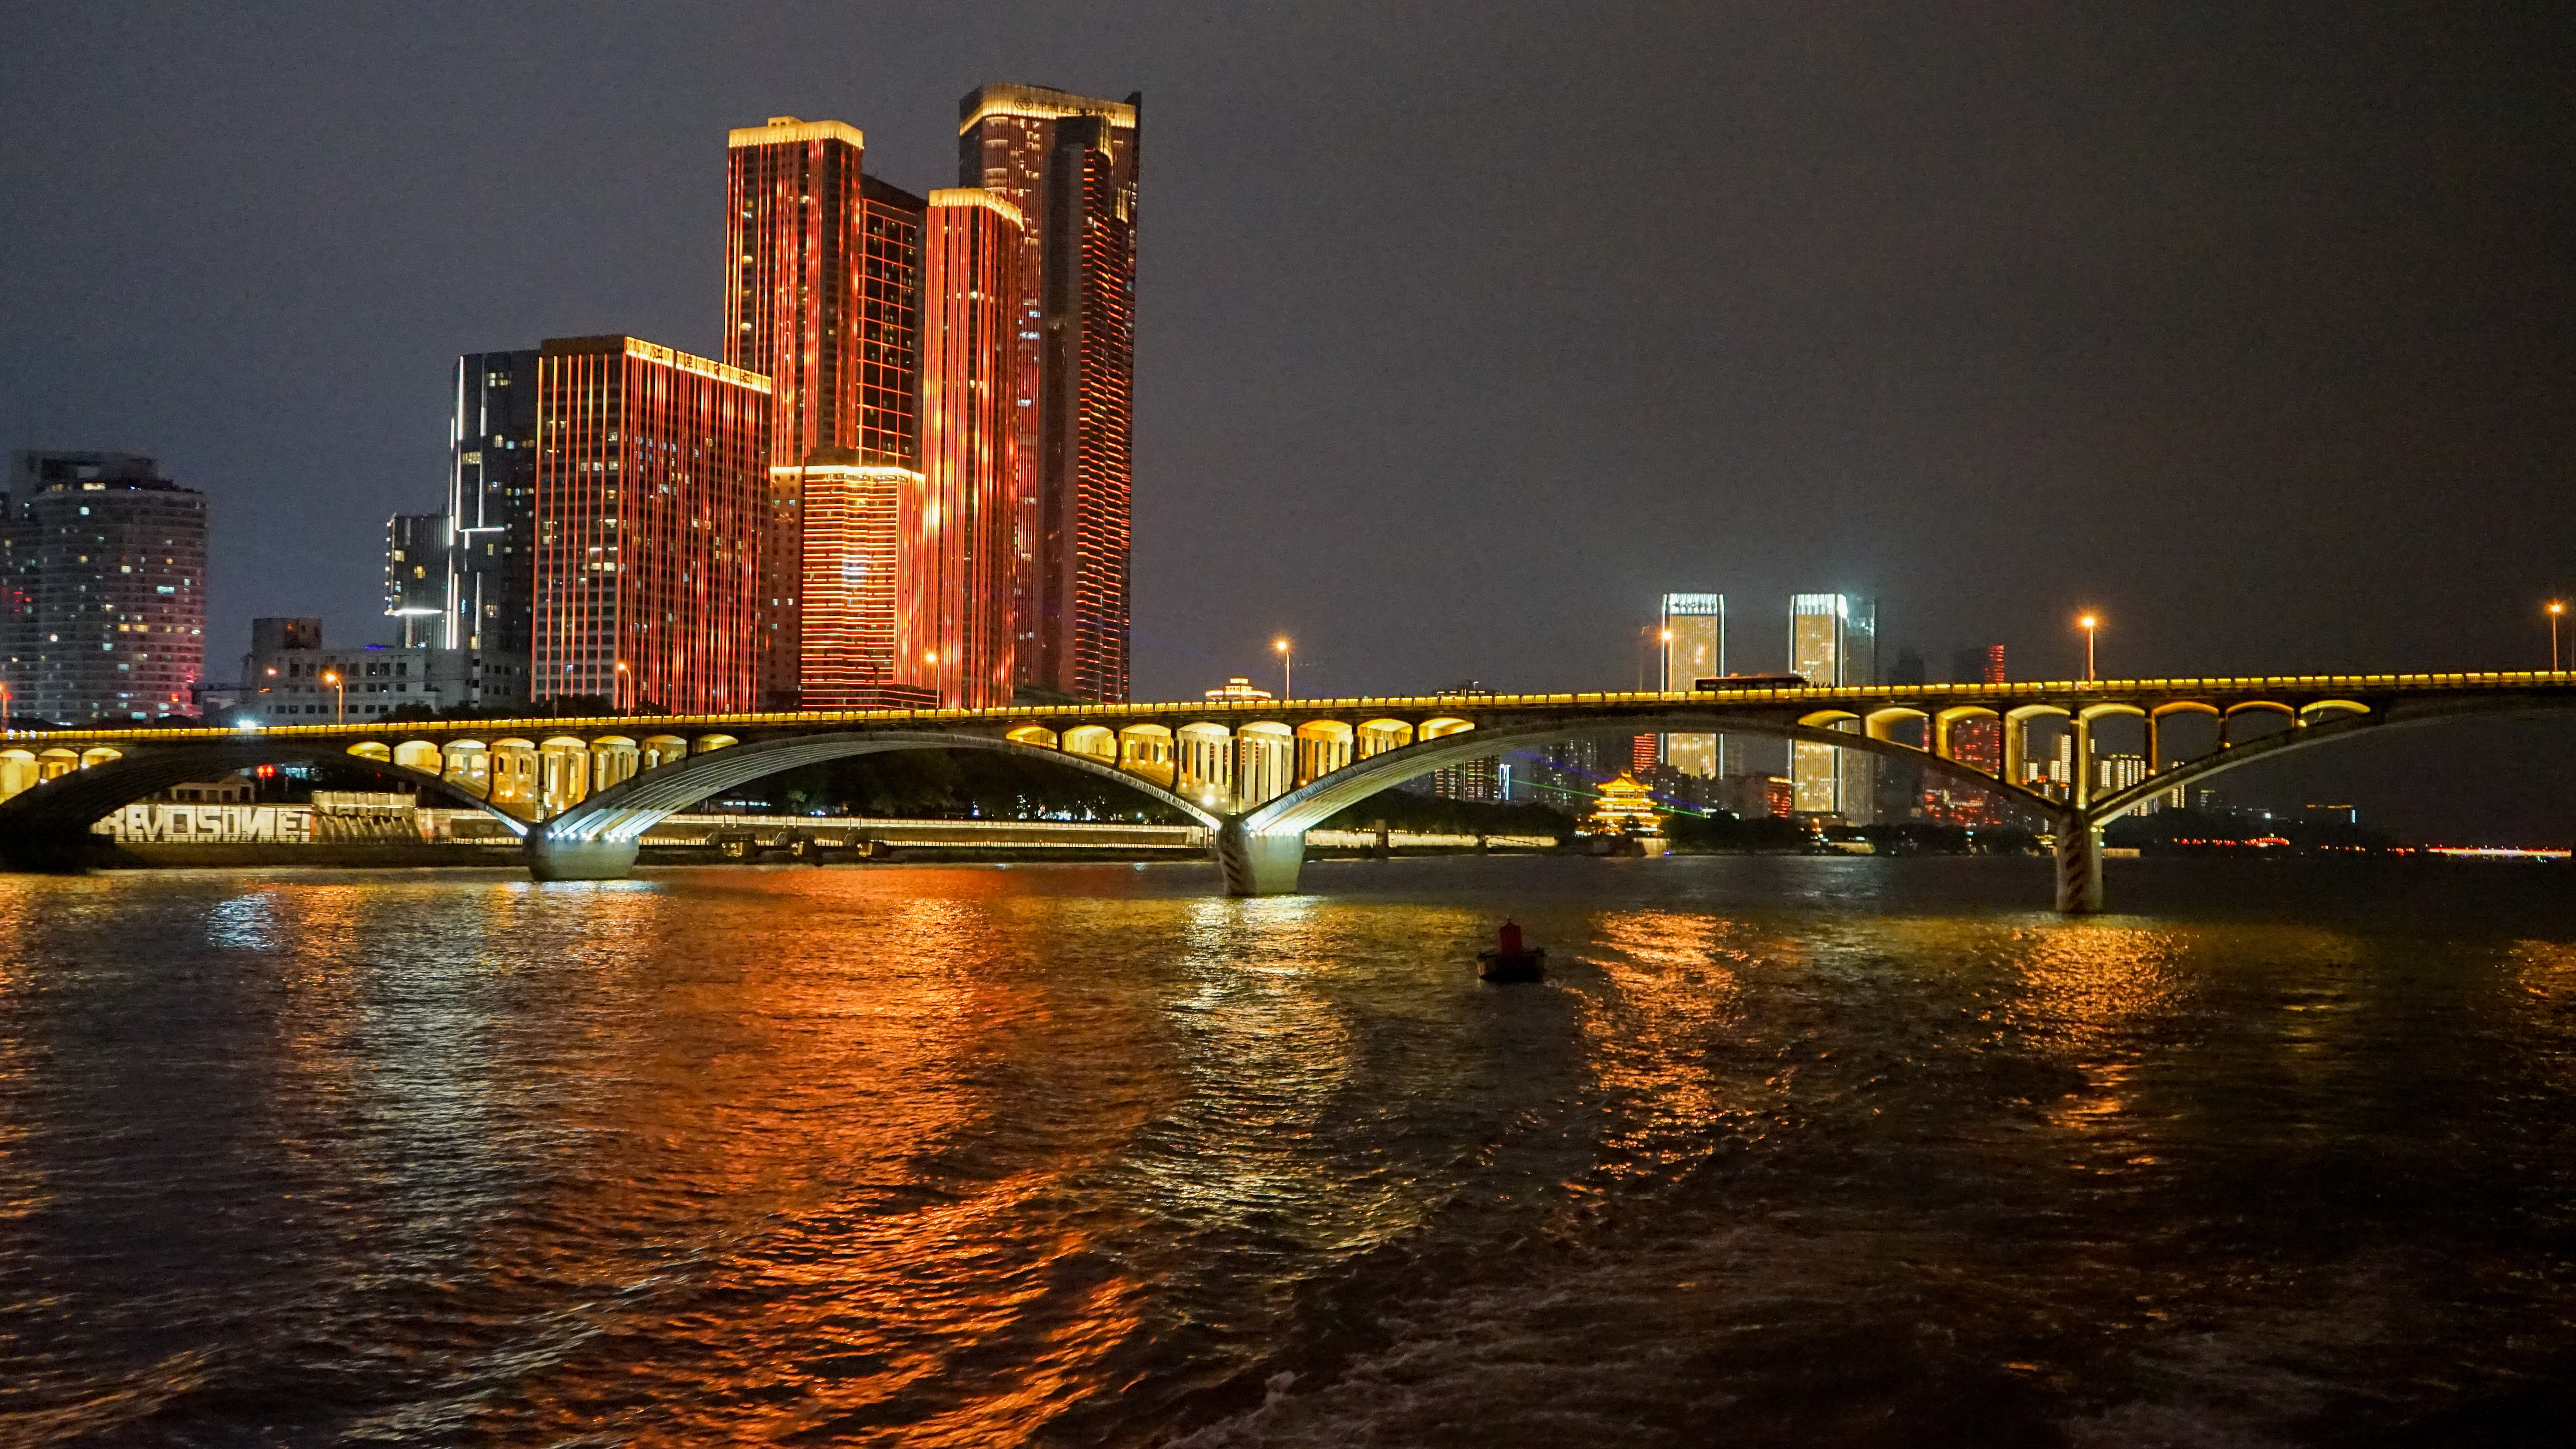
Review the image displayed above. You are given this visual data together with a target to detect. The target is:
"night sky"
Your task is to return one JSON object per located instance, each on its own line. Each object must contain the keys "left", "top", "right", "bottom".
{"left": 3, "top": 3, "right": 2568, "bottom": 838}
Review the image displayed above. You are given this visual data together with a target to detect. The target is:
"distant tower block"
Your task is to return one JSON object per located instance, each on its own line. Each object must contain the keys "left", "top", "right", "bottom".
{"left": 1788, "top": 594, "right": 1877, "bottom": 820}
{"left": 1659, "top": 593, "right": 1725, "bottom": 776}
{"left": 2, "top": 451, "right": 206, "bottom": 724}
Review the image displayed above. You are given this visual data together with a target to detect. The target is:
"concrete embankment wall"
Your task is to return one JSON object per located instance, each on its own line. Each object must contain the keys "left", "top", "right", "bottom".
{"left": 85, "top": 809, "right": 1568, "bottom": 869}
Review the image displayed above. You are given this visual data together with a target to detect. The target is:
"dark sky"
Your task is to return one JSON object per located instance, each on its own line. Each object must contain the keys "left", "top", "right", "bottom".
{"left": 3, "top": 3, "right": 2569, "bottom": 838}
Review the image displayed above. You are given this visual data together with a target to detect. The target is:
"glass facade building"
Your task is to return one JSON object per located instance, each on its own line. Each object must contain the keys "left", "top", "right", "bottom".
{"left": 441, "top": 349, "right": 541, "bottom": 704}
{"left": 1, "top": 451, "right": 205, "bottom": 724}
{"left": 384, "top": 512, "right": 444, "bottom": 646}
{"left": 530, "top": 336, "right": 772, "bottom": 715}
{"left": 1788, "top": 594, "right": 1877, "bottom": 819}
{"left": 959, "top": 83, "right": 1139, "bottom": 702}
{"left": 898, "top": 188, "right": 1024, "bottom": 709}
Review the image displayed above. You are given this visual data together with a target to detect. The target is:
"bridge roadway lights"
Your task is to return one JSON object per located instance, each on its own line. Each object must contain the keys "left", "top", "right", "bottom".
{"left": 2055, "top": 817, "right": 2105, "bottom": 914}
{"left": 524, "top": 832, "right": 640, "bottom": 882}
{"left": 1216, "top": 819, "right": 1307, "bottom": 897}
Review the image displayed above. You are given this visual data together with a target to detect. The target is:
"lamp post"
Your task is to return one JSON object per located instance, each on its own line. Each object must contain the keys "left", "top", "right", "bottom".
{"left": 2550, "top": 601, "right": 2566, "bottom": 673}
{"left": 1273, "top": 637, "right": 1293, "bottom": 700}
{"left": 2076, "top": 613, "right": 2101, "bottom": 682}
{"left": 321, "top": 670, "right": 345, "bottom": 724}
{"left": 614, "top": 660, "right": 631, "bottom": 713}
{"left": 1635, "top": 624, "right": 1667, "bottom": 691}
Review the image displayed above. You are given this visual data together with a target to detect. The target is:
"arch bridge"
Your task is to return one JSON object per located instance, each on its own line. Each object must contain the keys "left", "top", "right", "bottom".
{"left": 3, "top": 671, "right": 2569, "bottom": 911}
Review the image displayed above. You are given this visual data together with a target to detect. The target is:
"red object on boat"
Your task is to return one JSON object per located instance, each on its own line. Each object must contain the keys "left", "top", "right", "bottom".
{"left": 1499, "top": 920, "right": 1524, "bottom": 953}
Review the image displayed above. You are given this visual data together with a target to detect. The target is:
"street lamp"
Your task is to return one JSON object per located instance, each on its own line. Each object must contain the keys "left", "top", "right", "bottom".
{"left": 1635, "top": 624, "right": 1670, "bottom": 691}
{"left": 1273, "top": 637, "right": 1293, "bottom": 699}
{"left": 2550, "top": 601, "right": 2567, "bottom": 673}
{"left": 320, "top": 670, "right": 345, "bottom": 724}
{"left": 2076, "top": 613, "right": 2101, "bottom": 682}
{"left": 614, "top": 659, "right": 630, "bottom": 713}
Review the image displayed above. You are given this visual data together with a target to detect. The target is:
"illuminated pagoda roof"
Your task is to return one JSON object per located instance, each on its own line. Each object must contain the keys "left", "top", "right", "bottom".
{"left": 1582, "top": 772, "right": 1663, "bottom": 836}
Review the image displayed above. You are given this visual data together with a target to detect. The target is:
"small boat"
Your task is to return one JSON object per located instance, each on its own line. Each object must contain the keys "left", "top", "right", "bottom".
{"left": 1478, "top": 919, "right": 1546, "bottom": 982}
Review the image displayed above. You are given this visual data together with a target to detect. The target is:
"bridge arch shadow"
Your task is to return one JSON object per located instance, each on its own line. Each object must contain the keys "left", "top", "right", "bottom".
{"left": 0, "top": 737, "right": 527, "bottom": 869}
{"left": 526, "top": 731, "right": 1223, "bottom": 879}
{"left": 2085, "top": 693, "right": 2572, "bottom": 824}
{"left": 1215, "top": 710, "right": 2062, "bottom": 895}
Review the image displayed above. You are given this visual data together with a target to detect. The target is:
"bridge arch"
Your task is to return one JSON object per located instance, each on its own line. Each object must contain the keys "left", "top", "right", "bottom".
{"left": 1213, "top": 709, "right": 2060, "bottom": 895}
{"left": 0, "top": 735, "right": 529, "bottom": 861}
{"left": 2088, "top": 693, "right": 2557, "bottom": 826}
{"left": 526, "top": 730, "right": 1223, "bottom": 880}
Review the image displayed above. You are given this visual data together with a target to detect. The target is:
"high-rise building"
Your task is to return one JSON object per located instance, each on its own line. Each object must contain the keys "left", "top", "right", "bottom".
{"left": 959, "top": 82, "right": 1140, "bottom": 702}
{"left": 530, "top": 335, "right": 771, "bottom": 715}
{"left": 384, "top": 512, "right": 444, "bottom": 647}
{"left": 1788, "top": 594, "right": 1877, "bottom": 819}
{"left": 723, "top": 117, "right": 926, "bottom": 707}
{"left": 1658, "top": 593, "right": 1725, "bottom": 776}
{"left": 897, "top": 188, "right": 1024, "bottom": 709}
{"left": 444, "top": 349, "right": 541, "bottom": 705}
{"left": 1, "top": 451, "right": 206, "bottom": 724}
{"left": 726, "top": 116, "right": 870, "bottom": 471}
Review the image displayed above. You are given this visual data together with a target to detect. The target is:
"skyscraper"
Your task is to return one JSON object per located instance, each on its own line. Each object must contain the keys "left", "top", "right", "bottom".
{"left": 444, "top": 349, "right": 541, "bottom": 704}
{"left": 959, "top": 82, "right": 1140, "bottom": 702}
{"left": 723, "top": 117, "right": 925, "bottom": 707}
{"left": 1658, "top": 593, "right": 1725, "bottom": 776}
{"left": 1788, "top": 594, "right": 1877, "bottom": 819}
{"left": 899, "top": 188, "right": 1024, "bottom": 709}
{"left": 1, "top": 451, "right": 205, "bottom": 724}
{"left": 530, "top": 336, "right": 771, "bottom": 715}
{"left": 726, "top": 116, "right": 870, "bottom": 471}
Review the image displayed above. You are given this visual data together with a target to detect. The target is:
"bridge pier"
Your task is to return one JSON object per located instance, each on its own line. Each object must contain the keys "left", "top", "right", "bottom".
{"left": 0, "top": 827, "right": 107, "bottom": 873}
{"left": 1216, "top": 820, "right": 1306, "bottom": 896}
{"left": 2054, "top": 816, "right": 2104, "bottom": 913}
{"left": 525, "top": 833, "right": 639, "bottom": 882}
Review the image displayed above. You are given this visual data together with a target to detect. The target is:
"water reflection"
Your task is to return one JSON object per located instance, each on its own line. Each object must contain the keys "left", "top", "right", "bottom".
{"left": 2, "top": 859, "right": 2574, "bottom": 1446}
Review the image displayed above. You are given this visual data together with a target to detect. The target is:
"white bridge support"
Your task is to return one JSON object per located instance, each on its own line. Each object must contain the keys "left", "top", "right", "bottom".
{"left": 1216, "top": 821, "right": 1308, "bottom": 897}
{"left": 2054, "top": 816, "right": 2104, "bottom": 913}
{"left": 526, "top": 832, "right": 642, "bottom": 882}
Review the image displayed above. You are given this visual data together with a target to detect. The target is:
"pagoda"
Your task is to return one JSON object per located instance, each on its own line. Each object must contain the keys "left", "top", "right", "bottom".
{"left": 1582, "top": 772, "right": 1663, "bottom": 837}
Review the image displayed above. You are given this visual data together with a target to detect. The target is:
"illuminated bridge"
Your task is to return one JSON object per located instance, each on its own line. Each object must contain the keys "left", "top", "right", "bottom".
{"left": 2, "top": 672, "right": 2570, "bottom": 910}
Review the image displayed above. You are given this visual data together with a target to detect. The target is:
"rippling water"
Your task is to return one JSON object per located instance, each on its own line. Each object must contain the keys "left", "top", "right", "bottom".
{"left": 5, "top": 855, "right": 2576, "bottom": 1446}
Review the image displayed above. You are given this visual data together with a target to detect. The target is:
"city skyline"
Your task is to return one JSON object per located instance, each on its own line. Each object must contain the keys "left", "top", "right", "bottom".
{"left": 0, "top": 7, "right": 2567, "bottom": 840}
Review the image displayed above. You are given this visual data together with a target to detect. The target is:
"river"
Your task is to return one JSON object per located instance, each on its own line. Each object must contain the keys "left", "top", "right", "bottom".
{"left": 3, "top": 855, "right": 2573, "bottom": 1446}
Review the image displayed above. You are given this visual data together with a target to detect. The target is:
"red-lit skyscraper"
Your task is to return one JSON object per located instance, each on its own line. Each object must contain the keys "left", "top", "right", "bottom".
{"left": 531, "top": 336, "right": 771, "bottom": 715}
{"left": 724, "top": 117, "right": 924, "bottom": 706}
{"left": 959, "top": 83, "right": 1139, "bottom": 703}
{"left": 898, "top": 188, "right": 1023, "bottom": 709}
